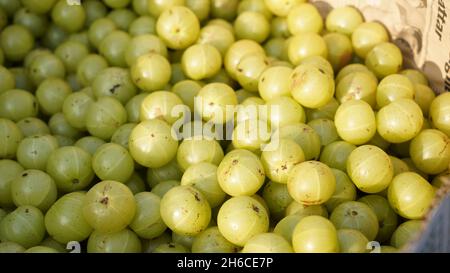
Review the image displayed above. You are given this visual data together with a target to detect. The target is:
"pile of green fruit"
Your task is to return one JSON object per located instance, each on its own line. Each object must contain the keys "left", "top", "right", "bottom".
{"left": 0, "top": 0, "right": 449, "bottom": 253}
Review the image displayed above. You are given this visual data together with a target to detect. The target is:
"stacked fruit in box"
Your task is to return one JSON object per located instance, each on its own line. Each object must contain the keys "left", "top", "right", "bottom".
{"left": 0, "top": 0, "right": 449, "bottom": 253}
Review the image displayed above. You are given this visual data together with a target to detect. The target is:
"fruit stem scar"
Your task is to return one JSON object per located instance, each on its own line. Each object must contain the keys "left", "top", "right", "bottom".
{"left": 100, "top": 196, "right": 109, "bottom": 205}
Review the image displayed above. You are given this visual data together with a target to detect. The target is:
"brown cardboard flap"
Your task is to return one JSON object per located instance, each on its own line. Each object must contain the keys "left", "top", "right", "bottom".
{"left": 311, "top": 0, "right": 449, "bottom": 94}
